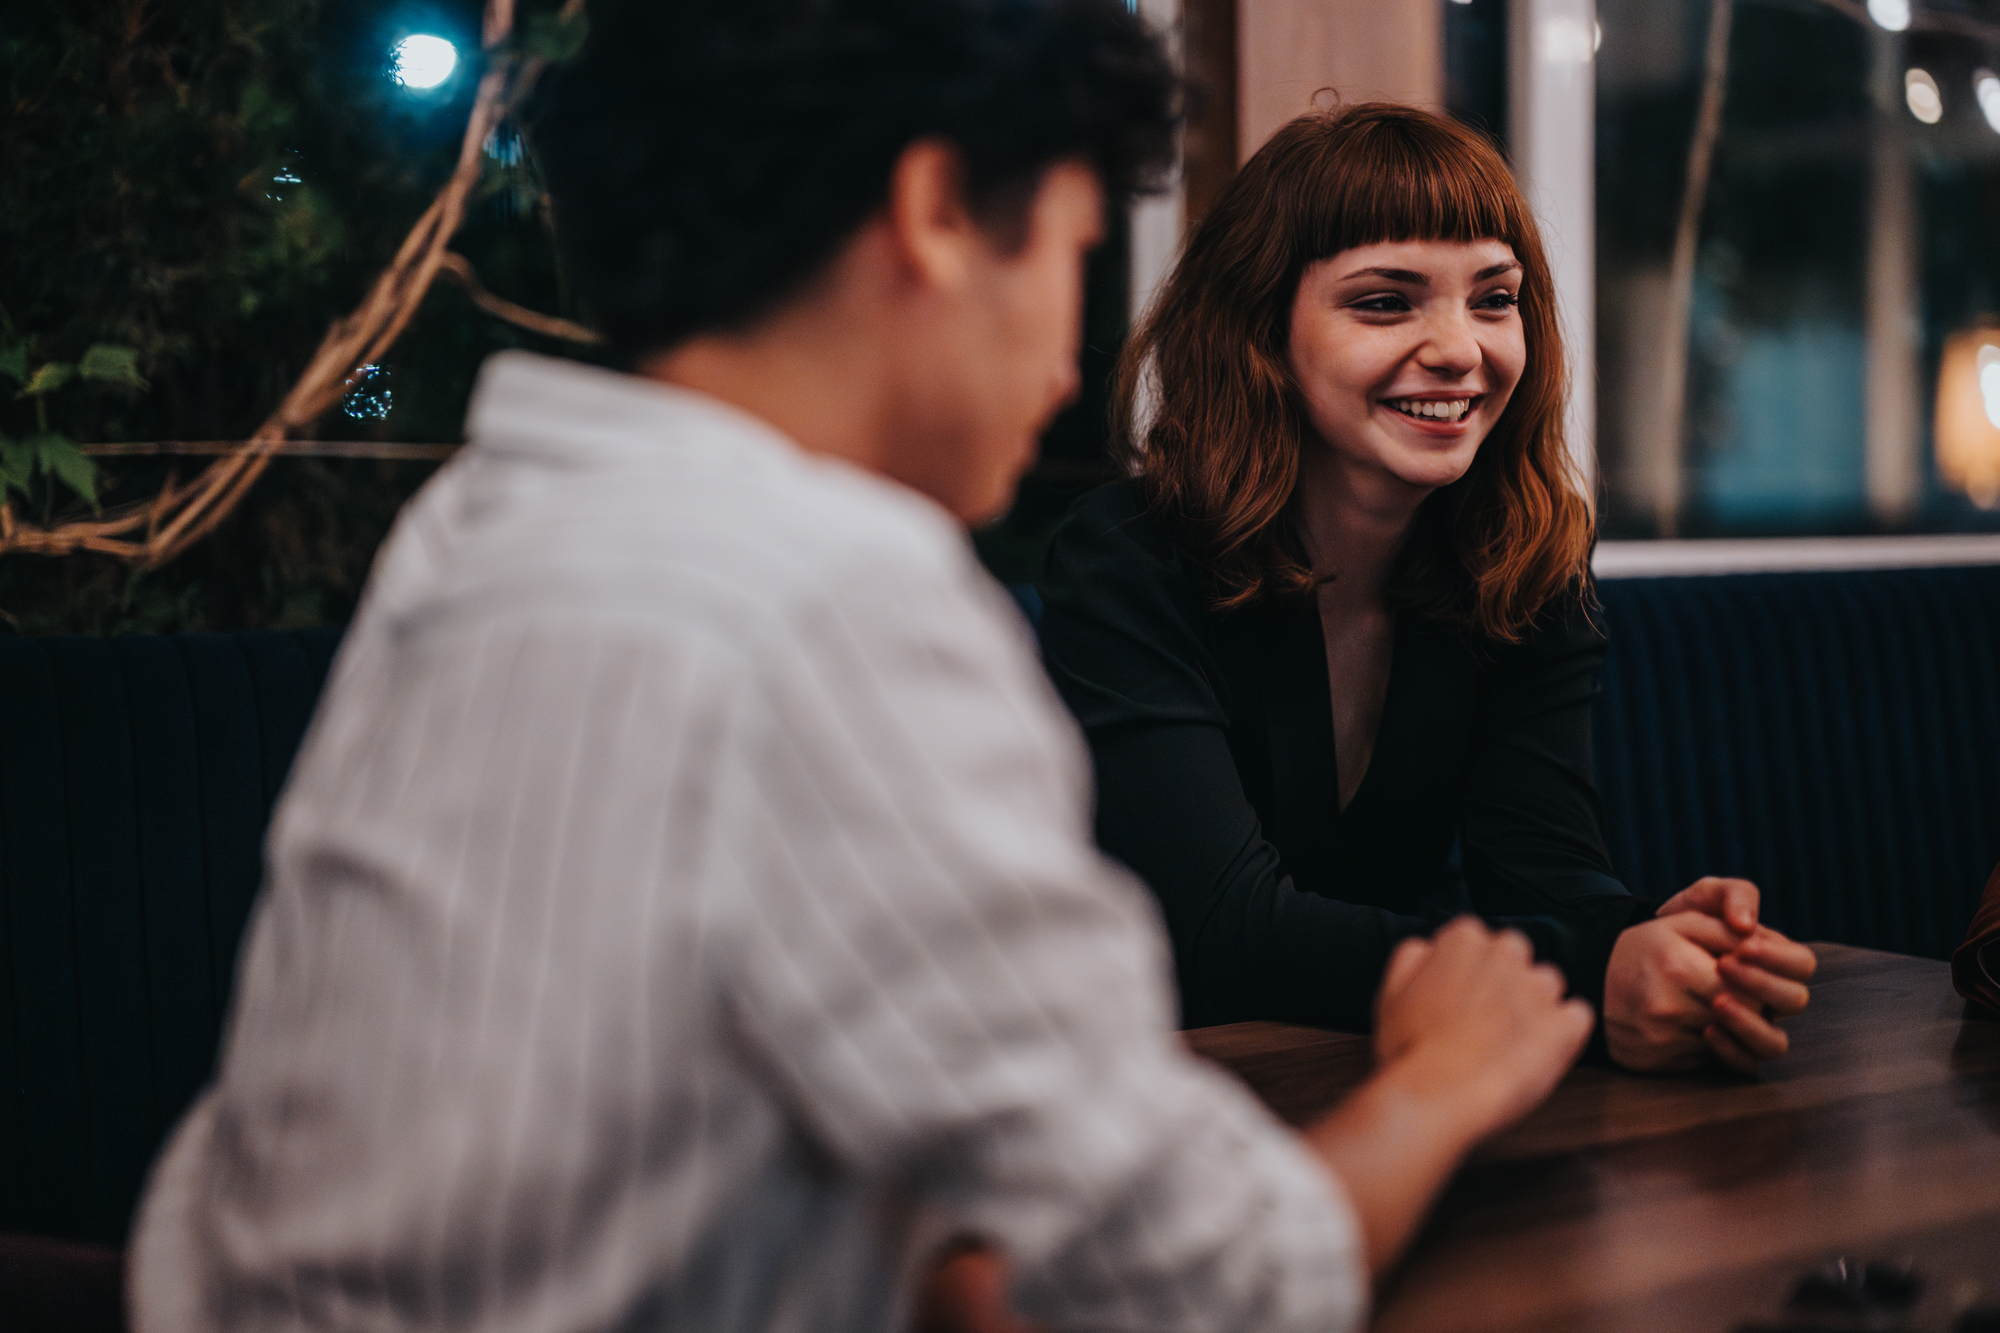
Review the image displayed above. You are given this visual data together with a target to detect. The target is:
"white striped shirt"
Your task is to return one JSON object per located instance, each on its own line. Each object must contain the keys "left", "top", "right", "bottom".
{"left": 129, "top": 351, "right": 1364, "bottom": 1333}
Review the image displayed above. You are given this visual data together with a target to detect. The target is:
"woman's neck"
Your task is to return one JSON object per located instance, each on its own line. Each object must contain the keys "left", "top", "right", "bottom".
{"left": 1295, "top": 445, "right": 1432, "bottom": 610}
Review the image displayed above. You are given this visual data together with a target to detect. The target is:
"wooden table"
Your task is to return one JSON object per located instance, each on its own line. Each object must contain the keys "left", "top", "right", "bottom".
{"left": 1186, "top": 944, "right": 2000, "bottom": 1332}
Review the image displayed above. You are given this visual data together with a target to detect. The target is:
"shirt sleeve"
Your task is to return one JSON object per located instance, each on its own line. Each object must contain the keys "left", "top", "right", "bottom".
{"left": 1457, "top": 587, "right": 1657, "bottom": 1018}
{"left": 714, "top": 537, "right": 1365, "bottom": 1333}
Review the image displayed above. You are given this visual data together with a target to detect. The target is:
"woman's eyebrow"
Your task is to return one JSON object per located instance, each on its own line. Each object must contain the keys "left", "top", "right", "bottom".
{"left": 1339, "top": 266, "right": 1428, "bottom": 284}
{"left": 1475, "top": 262, "right": 1522, "bottom": 280}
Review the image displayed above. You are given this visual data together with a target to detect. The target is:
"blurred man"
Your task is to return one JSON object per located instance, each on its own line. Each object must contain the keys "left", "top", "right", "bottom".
{"left": 1955, "top": 861, "right": 2000, "bottom": 1013}
{"left": 130, "top": 3, "right": 1593, "bottom": 1330}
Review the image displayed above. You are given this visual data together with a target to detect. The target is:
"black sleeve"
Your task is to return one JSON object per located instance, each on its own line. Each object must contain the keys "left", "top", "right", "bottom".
{"left": 1457, "top": 588, "right": 1656, "bottom": 1017}
{"left": 1038, "top": 487, "right": 1434, "bottom": 1032}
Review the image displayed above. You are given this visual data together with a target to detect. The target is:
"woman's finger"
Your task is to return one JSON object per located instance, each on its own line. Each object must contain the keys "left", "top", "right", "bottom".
{"left": 1659, "top": 909, "right": 1750, "bottom": 959}
{"left": 1718, "top": 953, "right": 1810, "bottom": 1015}
{"left": 1707, "top": 878, "right": 1761, "bottom": 935}
{"left": 1703, "top": 1022, "right": 1764, "bottom": 1075}
{"left": 1659, "top": 877, "right": 1761, "bottom": 935}
{"left": 1710, "top": 988, "right": 1789, "bottom": 1062}
{"left": 1735, "top": 928, "right": 1818, "bottom": 982}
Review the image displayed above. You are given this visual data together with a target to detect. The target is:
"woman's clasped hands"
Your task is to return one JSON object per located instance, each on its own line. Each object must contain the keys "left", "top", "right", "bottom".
{"left": 1603, "top": 877, "right": 1817, "bottom": 1074}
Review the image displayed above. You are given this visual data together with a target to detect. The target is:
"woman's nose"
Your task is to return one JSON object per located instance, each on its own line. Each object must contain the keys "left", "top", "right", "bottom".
{"left": 1417, "top": 312, "right": 1482, "bottom": 376}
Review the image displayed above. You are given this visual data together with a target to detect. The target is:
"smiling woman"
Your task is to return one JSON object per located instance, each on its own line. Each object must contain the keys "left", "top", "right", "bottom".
{"left": 1106, "top": 105, "right": 1582, "bottom": 639}
{"left": 1038, "top": 103, "right": 1819, "bottom": 1073}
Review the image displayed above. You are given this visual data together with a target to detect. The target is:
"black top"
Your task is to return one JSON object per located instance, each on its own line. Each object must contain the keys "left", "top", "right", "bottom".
{"left": 1038, "top": 482, "right": 1652, "bottom": 1033}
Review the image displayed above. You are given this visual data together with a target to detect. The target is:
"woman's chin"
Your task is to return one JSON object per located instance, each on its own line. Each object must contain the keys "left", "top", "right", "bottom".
{"left": 1388, "top": 452, "right": 1478, "bottom": 493}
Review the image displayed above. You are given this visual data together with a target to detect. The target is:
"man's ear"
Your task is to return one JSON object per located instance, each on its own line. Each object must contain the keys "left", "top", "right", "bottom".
{"left": 885, "top": 138, "right": 979, "bottom": 292}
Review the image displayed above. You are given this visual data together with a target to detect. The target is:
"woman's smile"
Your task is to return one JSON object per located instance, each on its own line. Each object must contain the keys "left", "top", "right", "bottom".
{"left": 1383, "top": 394, "right": 1481, "bottom": 427}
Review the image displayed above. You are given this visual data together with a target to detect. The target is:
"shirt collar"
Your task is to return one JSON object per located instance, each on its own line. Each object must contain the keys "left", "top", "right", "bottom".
{"left": 464, "top": 350, "right": 804, "bottom": 470}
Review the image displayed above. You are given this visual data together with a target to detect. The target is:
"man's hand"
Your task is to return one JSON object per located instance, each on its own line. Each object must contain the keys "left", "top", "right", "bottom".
{"left": 1372, "top": 917, "right": 1596, "bottom": 1128}
{"left": 1308, "top": 917, "right": 1593, "bottom": 1279}
{"left": 1604, "top": 877, "right": 1816, "bottom": 1074}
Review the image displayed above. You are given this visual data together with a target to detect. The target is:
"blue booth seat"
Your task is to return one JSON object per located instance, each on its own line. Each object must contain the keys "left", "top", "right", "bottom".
{"left": 1593, "top": 565, "right": 2000, "bottom": 963}
{"left": 4, "top": 566, "right": 1999, "bottom": 1264}
{"left": 0, "top": 629, "right": 340, "bottom": 1248}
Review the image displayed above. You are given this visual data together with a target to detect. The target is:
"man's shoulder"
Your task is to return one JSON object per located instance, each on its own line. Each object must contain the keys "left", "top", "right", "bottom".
{"left": 473, "top": 462, "right": 972, "bottom": 665}
{"left": 650, "top": 440, "right": 980, "bottom": 642}
{"left": 749, "top": 447, "right": 969, "bottom": 582}
{"left": 383, "top": 359, "right": 983, "bottom": 658}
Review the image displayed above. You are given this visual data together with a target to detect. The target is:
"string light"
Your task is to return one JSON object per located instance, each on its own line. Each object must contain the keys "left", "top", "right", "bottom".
{"left": 391, "top": 34, "right": 458, "bottom": 90}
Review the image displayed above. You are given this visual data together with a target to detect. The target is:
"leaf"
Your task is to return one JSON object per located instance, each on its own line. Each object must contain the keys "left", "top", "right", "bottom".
{"left": 0, "top": 435, "right": 38, "bottom": 500}
{"left": 18, "top": 361, "right": 74, "bottom": 397}
{"left": 0, "top": 345, "right": 25, "bottom": 385}
{"left": 36, "top": 434, "right": 99, "bottom": 508}
{"left": 79, "top": 343, "right": 148, "bottom": 390}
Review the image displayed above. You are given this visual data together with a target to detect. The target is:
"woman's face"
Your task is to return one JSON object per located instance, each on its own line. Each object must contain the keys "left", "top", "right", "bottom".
{"left": 1287, "top": 237, "right": 1526, "bottom": 498}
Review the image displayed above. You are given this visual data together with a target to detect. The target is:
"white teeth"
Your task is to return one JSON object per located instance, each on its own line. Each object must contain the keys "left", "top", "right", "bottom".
{"left": 1389, "top": 398, "right": 1472, "bottom": 422}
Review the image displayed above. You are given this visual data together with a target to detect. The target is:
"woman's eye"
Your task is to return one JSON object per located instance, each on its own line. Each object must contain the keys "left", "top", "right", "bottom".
{"left": 1476, "top": 291, "right": 1521, "bottom": 311}
{"left": 1351, "top": 294, "right": 1412, "bottom": 314}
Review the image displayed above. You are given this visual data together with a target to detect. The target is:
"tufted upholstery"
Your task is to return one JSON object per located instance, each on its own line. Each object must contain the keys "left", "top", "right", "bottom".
{"left": 1594, "top": 565, "right": 2000, "bottom": 962}
{"left": 0, "top": 629, "right": 340, "bottom": 1248}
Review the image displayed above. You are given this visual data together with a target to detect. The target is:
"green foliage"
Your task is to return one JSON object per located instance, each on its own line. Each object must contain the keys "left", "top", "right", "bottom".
{"left": 3, "top": 0, "right": 482, "bottom": 449}
{"left": 0, "top": 336, "right": 152, "bottom": 509}
{"left": 0, "top": 433, "right": 98, "bottom": 509}
{"left": 18, "top": 362, "right": 74, "bottom": 398}
{"left": 78, "top": 344, "right": 149, "bottom": 391}
{"left": 1, "top": 0, "right": 599, "bottom": 633}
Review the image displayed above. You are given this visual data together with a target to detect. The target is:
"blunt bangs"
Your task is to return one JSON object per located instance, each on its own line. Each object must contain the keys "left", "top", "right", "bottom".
{"left": 1286, "top": 112, "right": 1528, "bottom": 272}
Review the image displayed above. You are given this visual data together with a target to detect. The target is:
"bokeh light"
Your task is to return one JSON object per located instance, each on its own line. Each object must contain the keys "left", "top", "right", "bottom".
{"left": 1905, "top": 68, "right": 1943, "bottom": 124}
{"left": 342, "top": 364, "right": 393, "bottom": 420}
{"left": 1868, "top": 0, "right": 1911, "bottom": 31}
{"left": 1934, "top": 331, "right": 2000, "bottom": 509}
{"left": 1980, "top": 346, "right": 2000, "bottom": 431}
{"left": 1977, "top": 70, "right": 2000, "bottom": 134}
{"left": 391, "top": 34, "right": 458, "bottom": 90}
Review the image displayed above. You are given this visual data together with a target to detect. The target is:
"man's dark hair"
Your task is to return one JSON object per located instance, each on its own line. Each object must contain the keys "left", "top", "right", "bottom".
{"left": 531, "top": 0, "right": 1179, "bottom": 362}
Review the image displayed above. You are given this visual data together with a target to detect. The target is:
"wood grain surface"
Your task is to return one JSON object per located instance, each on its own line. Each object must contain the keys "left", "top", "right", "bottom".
{"left": 1184, "top": 944, "right": 2000, "bottom": 1332}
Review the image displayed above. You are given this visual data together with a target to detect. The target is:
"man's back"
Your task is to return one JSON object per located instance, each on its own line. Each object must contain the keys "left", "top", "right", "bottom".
{"left": 130, "top": 352, "right": 1362, "bottom": 1333}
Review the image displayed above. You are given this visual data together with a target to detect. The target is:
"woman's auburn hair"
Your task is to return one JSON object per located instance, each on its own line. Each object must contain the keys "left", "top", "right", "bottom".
{"left": 1113, "top": 102, "right": 1593, "bottom": 642}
